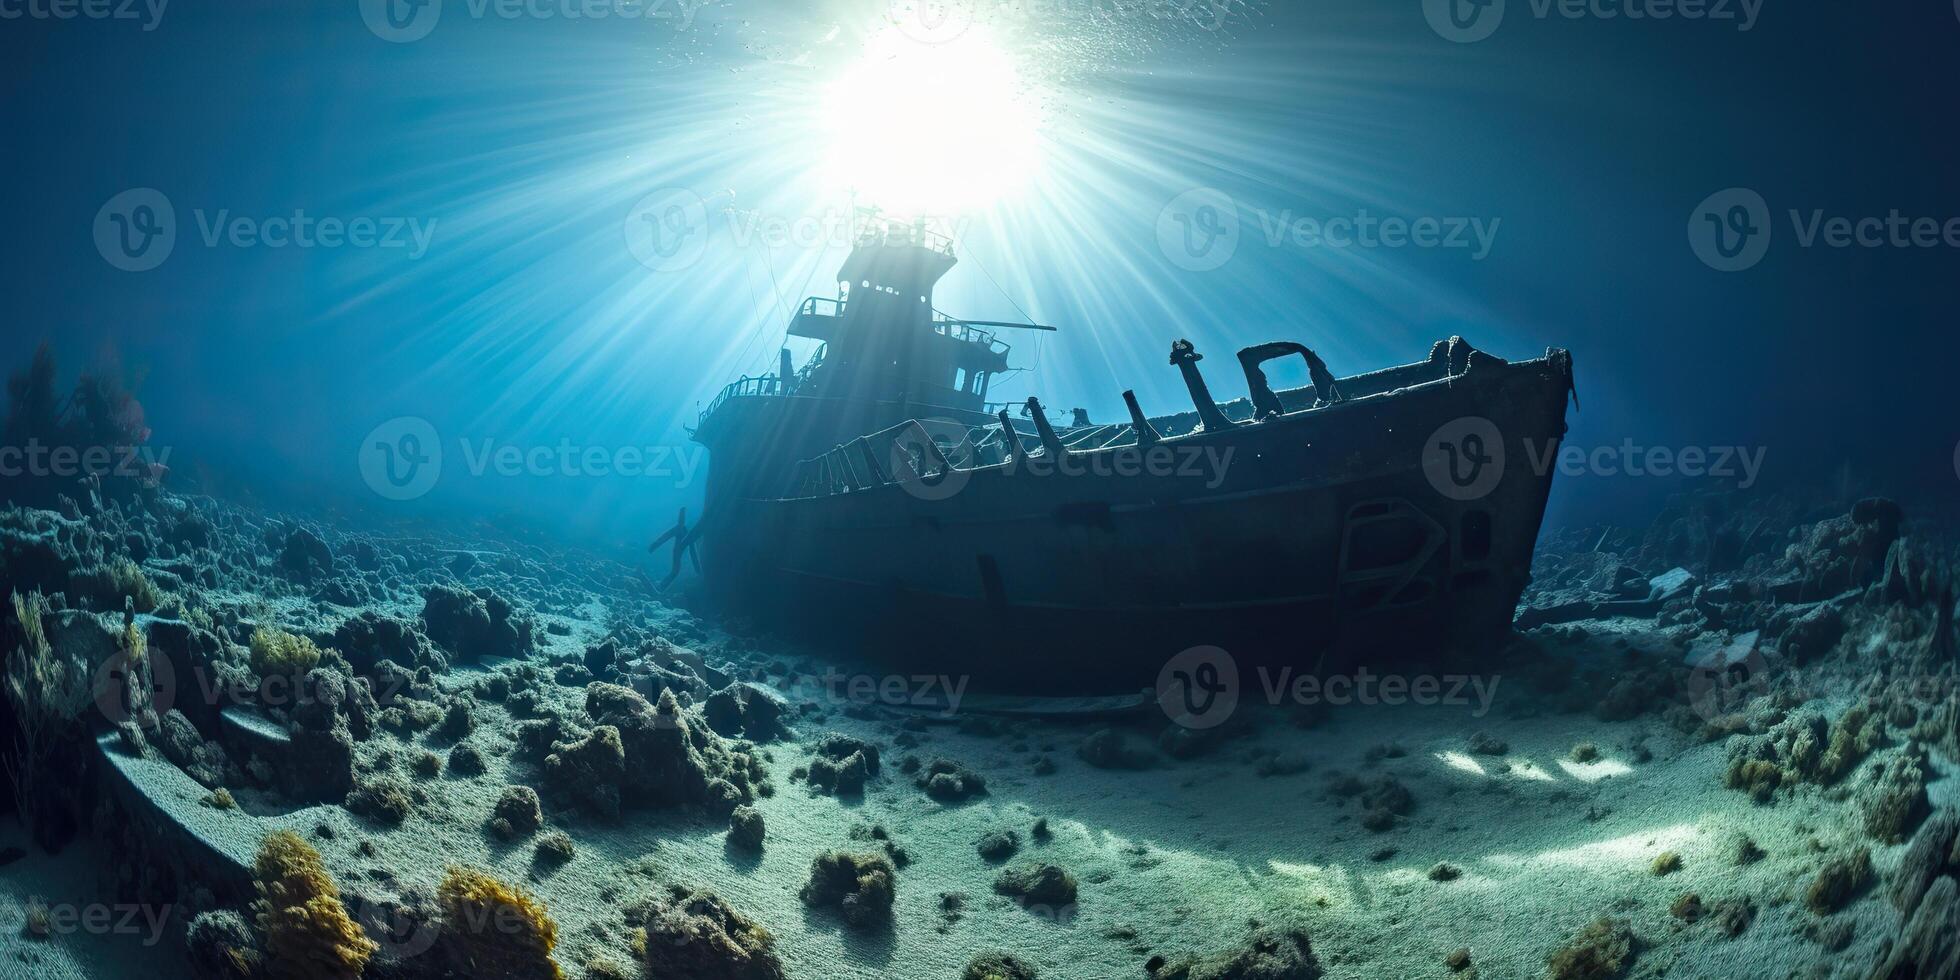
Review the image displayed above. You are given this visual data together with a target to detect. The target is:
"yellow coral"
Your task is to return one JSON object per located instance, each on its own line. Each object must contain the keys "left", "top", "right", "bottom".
{"left": 252, "top": 829, "right": 377, "bottom": 980}
{"left": 249, "top": 627, "right": 322, "bottom": 678}
{"left": 437, "top": 865, "right": 564, "bottom": 980}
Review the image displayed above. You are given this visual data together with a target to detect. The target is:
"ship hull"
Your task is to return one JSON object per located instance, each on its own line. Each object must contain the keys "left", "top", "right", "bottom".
{"left": 697, "top": 352, "right": 1572, "bottom": 694}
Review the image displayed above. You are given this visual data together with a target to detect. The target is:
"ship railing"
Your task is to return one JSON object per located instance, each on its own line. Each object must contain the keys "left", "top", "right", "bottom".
{"left": 930, "top": 317, "right": 1012, "bottom": 356}
{"left": 698, "top": 374, "right": 788, "bottom": 426}
{"left": 785, "top": 413, "right": 1147, "bottom": 498}
{"left": 853, "top": 213, "right": 956, "bottom": 256}
{"left": 798, "top": 296, "right": 843, "bottom": 319}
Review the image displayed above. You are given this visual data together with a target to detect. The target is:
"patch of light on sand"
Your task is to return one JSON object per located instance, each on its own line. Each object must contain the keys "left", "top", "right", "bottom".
{"left": 1508, "top": 760, "right": 1558, "bottom": 782}
{"left": 1486, "top": 824, "right": 1699, "bottom": 870}
{"left": 1437, "top": 751, "right": 1487, "bottom": 776}
{"left": 1557, "top": 758, "right": 1634, "bottom": 782}
{"left": 1267, "top": 861, "right": 1359, "bottom": 907}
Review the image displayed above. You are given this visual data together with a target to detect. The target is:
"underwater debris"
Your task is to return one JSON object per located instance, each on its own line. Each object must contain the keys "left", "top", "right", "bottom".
{"left": 420, "top": 583, "right": 537, "bottom": 663}
{"left": 1545, "top": 917, "right": 1633, "bottom": 980}
{"left": 1145, "top": 925, "right": 1320, "bottom": 980}
{"left": 978, "top": 830, "right": 1021, "bottom": 863}
{"left": 727, "top": 804, "right": 766, "bottom": 851}
{"left": 807, "top": 732, "right": 881, "bottom": 795}
{"left": 993, "top": 862, "right": 1078, "bottom": 910}
{"left": 1467, "top": 732, "right": 1508, "bottom": 756}
{"left": 799, "top": 850, "right": 897, "bottom": 927}
{"left": 584, "top": 682, "right": 764, "bottom": 813}
{"left": 1724, "top": 702, "right": 1883, "bottom": 801}
{"left": 918, "top": 757, "right": 988, "bottom": 801}
{"left": 535, "top": 830, "right": 575, "bottom": 865}
{"left": 435, "top": 865, "right": 564, "bottom": 980}
{"left": 964, "top": 952, "right": 1040, "bottom": 980}
{"left": 1568, "top": 742, "right": 1599, "bottom": 764}
{"left": 492, "top": 785, "right": 545, "bottom": 838}
{"left": 251, "top": 829, "right": 378, "bottom": 980}
{"left": 543, "top": 724, "right": 625, "bottom": 820}
{"left": 1859, "top": 749, "right": 1929, "bottom": 843}
{"left": 1445, "top": 947, "right": 1472, "bottom": 973}
{"left": 1875, "top": 812, "right": 1960, "bottom": 976}
{"left": 633, "top": 885, "right": 784, "bottom": 980}
{"left": 186, "top": 909, "right": 261, "bottom": 980}
{"left": 1078, "top": 728, "right": 1154, "bottom": 770}
{"left": 1650, "top": 851, "right": 1682, "bottom": 876}
{"left": 1804, "top": 848, "right": 1871, "bottom": 915}
{"left": 448, "top": 740, "right": 488, "bottom": 775}
{"left": 1355, "top": 775, "right": 1415, "bottom": 833}
{"left": 703, "top": 681, "right": 790, "bottom": 742}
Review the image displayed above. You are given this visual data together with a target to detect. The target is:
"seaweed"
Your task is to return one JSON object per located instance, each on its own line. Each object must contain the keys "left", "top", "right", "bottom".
{"left": 251, "top": 829, "right": 378, "bottom": 980}
{"left": 435, "top": 865, "right": 564, "bottom": 980}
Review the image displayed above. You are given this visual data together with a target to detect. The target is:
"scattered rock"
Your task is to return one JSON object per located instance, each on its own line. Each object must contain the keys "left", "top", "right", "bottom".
{"left": 799, "top": 851, "right": 896, "bottom": 928}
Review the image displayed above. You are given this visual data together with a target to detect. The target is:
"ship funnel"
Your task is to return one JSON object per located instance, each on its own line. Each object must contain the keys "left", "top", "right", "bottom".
{"left": 1122, "top": 390, "right": 1162, "bottom": 447}
{"left": 1026, "top": 397, "right": 1069, "bottom": 457}
{"left": 1169, "top": 340, "right": 1237, "bottom": 432}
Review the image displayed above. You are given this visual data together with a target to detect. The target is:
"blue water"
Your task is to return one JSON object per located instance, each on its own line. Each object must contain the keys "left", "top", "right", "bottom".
{"left": 3, "top": 0, "right": 1956, "bottom": 548}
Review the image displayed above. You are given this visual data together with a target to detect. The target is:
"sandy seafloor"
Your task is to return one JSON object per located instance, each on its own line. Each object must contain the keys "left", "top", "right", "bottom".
{"left": 4, "top": 490, "right": 1957, "bottom": 980}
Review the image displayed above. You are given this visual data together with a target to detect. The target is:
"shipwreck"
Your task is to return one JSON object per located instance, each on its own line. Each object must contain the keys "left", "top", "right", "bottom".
{"left": 670, "top": 214, "right": 1576, "bottom": 691}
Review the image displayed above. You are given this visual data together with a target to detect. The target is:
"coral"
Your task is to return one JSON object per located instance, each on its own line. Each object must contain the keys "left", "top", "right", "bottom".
{"left": 1805, "top": 849, "right": 1871, "bottom": 915}
{"left": 992, "top": 862, "right": 1078, "bottom": 910}
{"left": 634, "top": 886, "right": 784, "bottom": 980}
{"left": 2, "top": 344, "right": 164, "bottom": 507}
{"left": 1670, "top": 893, "right": 1702, "bottom": 921}
{"left": 799, "top": 850, "right": 896, "bottom": 927}
{"left": 1545, "top": 917, "right": 1632, "bottom": 980}
{"left": 727, "top": 805, "right": 765, "bottom": 851}
{"left": 448, "top": 741, "right": 488, "bottom": 775}
{"left": 251, "top": 829, "right": 378, "bottom": 980}
{"left": 249, "top": 626, "right": 322, "bottom": 679}
{"left": 2, "top": 590, "right": 92, "bottom": 850}
{"left": 78, "top": 559, "right": 162, "bottom": 613}
{"left": 918, "top": 757, "right": 988, "bottom": 801}
{"left": 205, "top": 787, "right": 237, "bottom": 810}
{"left": 1145, "top": 927, "right": 1320, "bottom": 980}
{"left": 965, "top": 952, "right": 1040, "bottom": 980}
{"left": 703, "top": 682, "right": 789, "bottom": 742}
{"left": 436, "top": 866, "right": 564, "bottom": 980}
{"left": 186, "top": 909, "right": 261, "bottom": 979}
